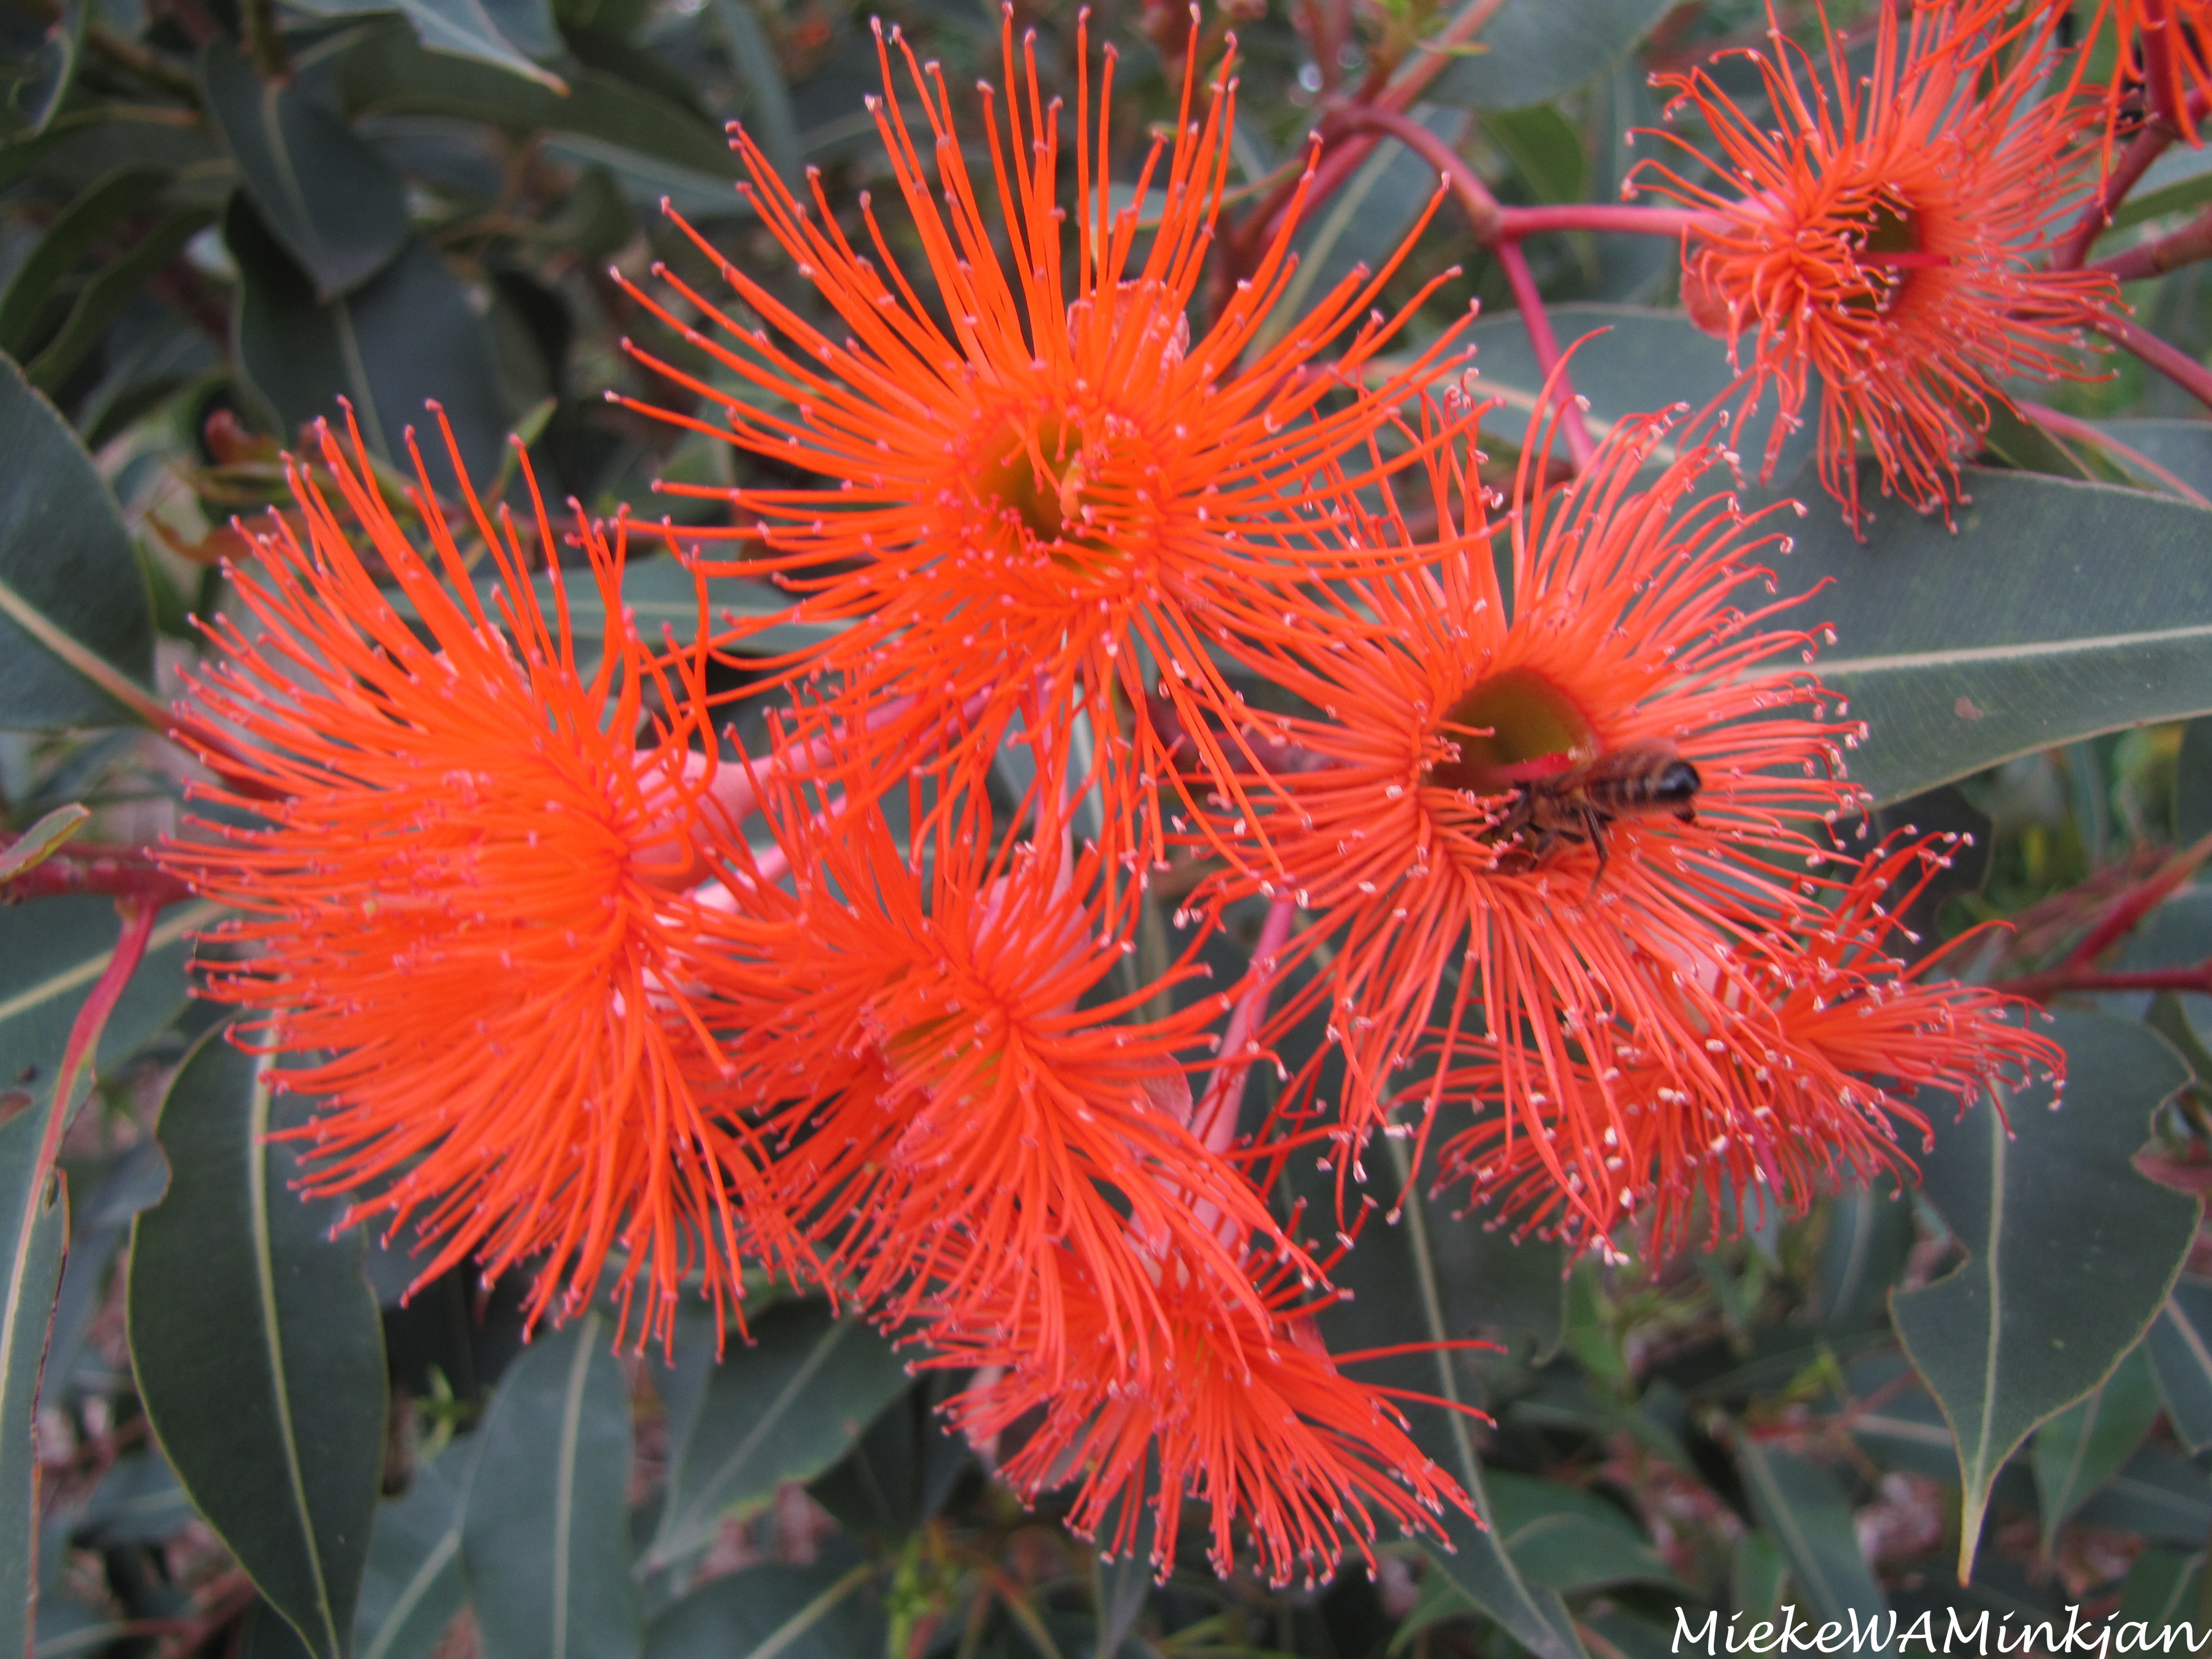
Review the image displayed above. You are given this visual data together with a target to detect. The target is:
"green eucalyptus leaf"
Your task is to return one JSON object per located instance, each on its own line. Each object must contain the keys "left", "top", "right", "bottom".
{"left": 462, "top": 1313, "right": 642, "bottom": 1659}
{"left": 127, "top": 1030, "right": 388, "bottom": 1659}
{"left": 353, "top": 1436, "right": 477, "bottom": 1659}
{"left": 1479, "top": 105, "right": 1585, "bottom": 206}
{"left": 0, "top": 888, "right": 196, "bottom": 1626}
{"left": 2180, "top": 717, "right": 2212, "bottom": 846}
{"left": 0, "top": 166, "right": 168, "bottom": 358}
{"left": 1318, "top": 1141, "right": 1583, "bottom": 1659}
{"left": 286, "top": 0, "right": 567, "bottom": 89}
{"left": 21, "top": 206, "right": 209, "bottom": 396}
{"left": 72, "top": 1446, "right": 196, "bottom": 1547}
{"left": 1428, "top": 0, "right": 1676, "bottom": 109}
{"left": 1814, "top": 1182, "right": 1914, "bottom": 1327}
{"left": 1485, "top": 1472, "right": 1681, "bottom": 1592}
{"left": 1092, "top": 1550, "right": 1150, "bottom": 1659}
{"left": 1733, "top": 1439, "right": 1886, "bottom": 1623}
{"left": 0, "top": 355, "right": 157, "bottom": 728}
{"left": 640, "top": 1300, "right": 910, "bottom": 1573}
{"left": 1731, "top": 1531, "right": 1788, "bottom": 1622}
{"left": 643, "top": 1561, "right": 883, "bottom": 1659}
{"left": 331, "top": 21, "right": 734, "bottom": 178}
{"left": 44, "top": 1136, "right": 168, "bottom": 1402}
{"left": 0, "top": 803, "right": 90, "bottom": 883}
{"left": 2074, "top": 1443, "right": 2212, "bottom": 1544}
{"left": 228, "top": 196, "right": 507, "bottom": 498}
{"left": 2147, "top": 1278, "right": 2212, "bottom": 1454}
{"left": 2110, "top": 144, "right": 2212, "bottom": 233}
{"left": 1767, "top": 469, "right": 2212, "bottom": 806}
{"left": 2118, "top": 1546, "right": 2206, "bottom": 1626}
{"left": 711, "top": 0, "right": 799, "bottom": 182}
{"left": 201, "top": 40, "right": 410, "bottom": 300}
{"left": 0, "top": 896, "right": 196, "bottom": 1090}
{"left": 1891, "top": 1010, "right": 2199, "bottom": 1582}
{"left": 0, "top": 1071, "right": 68, "bottom": 1659}
{"left": 2032, "top": 1344, "right": 2162, "bottom": 1552}
{"left": 1460, "top": 304, "right": 1822, "bottom": 484}
{"left": 805, "top": 1378, "right": 971, "bottom": 1541}
{"left": 2080, "top": 420, "right": 2212, "bottom": 502}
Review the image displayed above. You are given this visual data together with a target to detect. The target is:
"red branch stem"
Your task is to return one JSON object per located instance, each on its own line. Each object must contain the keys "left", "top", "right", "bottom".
{"left": 2091, "top": 205, "right": 2212, "bottom": 283}
{"left": 2054, "top": 112, "right": 2183, "bottom": 271}
{"left": 2089, "top": 308, "right": 2212, "bottom": 412}
{"left": 1193, "top": 898, "right": 1299, "bottom": 1157}
{"left": 2064, "top": 829, "right": 2212, "bottom": 968}
{"left": 1334, "top": 106, "right": 1601, "bottom": 464}
{"left": 0, "top": 842, "right": 197, "bottom": 909}
{"left": 1997, "top": 963, "right": 2212, "bottom": 1000}
{"left": 1494, "top": 204, "right": 1714, "bottom": 239}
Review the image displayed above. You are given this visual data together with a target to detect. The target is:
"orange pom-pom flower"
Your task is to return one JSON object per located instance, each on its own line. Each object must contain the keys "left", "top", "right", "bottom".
{"left": 739, "top": 778, "right": 1300, "bottom": 1384}
{"left": 1434, "top": 836, "right": 2066, "bottom": 1258}
{"left": 922, "top": 1228, "right": 1473, "bottom": 1587}
{"left": 614, "top": 12, "right": 1472, "bottom": 867}
{"left": 1201, "top": 399, "right": 1861, "bottom": 1241}
{"left": 162, "top": 414, "right": 796, "bottom": 1349}
{"left": 1631, "top": 0, "right": 2114, "bottom": 523}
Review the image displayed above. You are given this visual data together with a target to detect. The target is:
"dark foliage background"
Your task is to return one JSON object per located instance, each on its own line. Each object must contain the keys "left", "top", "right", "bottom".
{"left": 10, "top": 0, "right": 2212, "bottom": 1652}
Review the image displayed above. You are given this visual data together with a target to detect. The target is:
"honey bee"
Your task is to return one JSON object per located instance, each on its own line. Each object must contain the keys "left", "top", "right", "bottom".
{"left": 1496, "top": 741, "right": 1701, "bottom": 885}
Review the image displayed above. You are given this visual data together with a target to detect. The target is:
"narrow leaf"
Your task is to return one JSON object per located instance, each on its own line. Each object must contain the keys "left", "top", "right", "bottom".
{"left": 1260, "top": 107, "right": 1463, "bottom": 355}
{"left": 0, "top": 1076, "right": 69, "bottom": 1659}
{"left": 711, "top": 0, "right": 799, "bottom": 182}
{"left": 0, "top": 166, "right": 167, "bottom": 357}
{"left": 1486, "top": 1472, "right": 1681, "bottom": 1592}
{"left": 1891, "top": 1010, "right": 2199, "bottom": 1581}
{"left": 1766, "top": 470, "right": 2212, "bottom": 805}
{"left": 644, "top": 1561, "right": 881, "bottom": 1659}
{"left": 1323, "top": 1140, "right": 1584, "bottom": 1659}
{"left": 2075, "top": 1443, "right": 2212, "bottom": 1543}
{"left": 0, "top": 804, "right": 90, "bottom": 883}
{"left": 288, "top": 0, "right": 567, "bottom": 88}
{"left": 355, "top": 1437, "right": 479, "bottom": 1659}
{"left": 228, "top": 198, "right": 507, "bottom": 499}
{"left": 128, "top": 1032, "right": 389, "bottom": 1659}
{"left": 643, "top": 1300, "right": 910, "bottom": 1572}
{"left": 2033, "top": 1344, "right": 2161, "bottom": 1552}
{"left": 0, "top": 355, "right": 158, "bottom": 728}
{"left": 201, "top": 41, "right": 409, "bottom": 299}
{"left": 2147, "top": 1278, "right": 2212, "bottom": 1453}
{"left": 0, "top": 896, "right": 197, "bottom": 1090}
{"left": 1734, "top": 1438, "right": 1886, "bottom": 1623}
{"left": 462, "top": 1313, "right": 642, "bottom": 1659}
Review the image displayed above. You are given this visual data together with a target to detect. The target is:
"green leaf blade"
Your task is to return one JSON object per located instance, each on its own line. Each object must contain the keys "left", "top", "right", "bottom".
{"left": 201, "top": 40, "right": 410, "bottom": 300}
{"left": 1733, "top": 1439, "right": 1886, "bottom": 1624}
{"left": 462, "top": 1314, "right": 642, "bottom": 1659}
{"left": 1891, "top": 1010, "right": 2199, "bottom": 1582}
{"left": 644, "top": 1301, "right": 910, "bottom": 1573}
{"left": 127, "top": 1032, "right": 389, "bottom": 1659}
{"left": 0, "top": 355, "right": 157, "bottom": 729}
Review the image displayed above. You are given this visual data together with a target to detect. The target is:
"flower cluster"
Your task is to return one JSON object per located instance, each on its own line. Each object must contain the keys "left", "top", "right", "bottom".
{"left": 164, "top": 9, "right": 2063, "bottom": 1588}
{"left": 1631, "top": 0, "right": 2119, "bottom": 524}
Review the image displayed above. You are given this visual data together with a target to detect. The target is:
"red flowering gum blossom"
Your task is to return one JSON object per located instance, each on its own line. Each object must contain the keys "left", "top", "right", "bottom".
{"left": 612, "top": 8, "right": 1475, "bottom": 877}
{"left": 918, "top": 1232, "right": 1474, "bottom": 1588}
{"left": 1433, "top": 836, "right": 2067, "bottom": 1259}
{"left": 1198, "top": 400, "right": 1864, "bottom": 1241}
{"left": 731, "top": 772, "right": 1309, "bottom": 1387}
{"left": 1630, "top": 0, "right": 2115, "bottom": 524}
{"left": 160, "top": 413, "right": 800, "bottom": 1352}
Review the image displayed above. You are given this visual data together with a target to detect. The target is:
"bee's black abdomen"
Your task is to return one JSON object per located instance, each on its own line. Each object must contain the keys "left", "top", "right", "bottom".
{"left": 1653, "top": 759, "right": 1700, "bottom": 806}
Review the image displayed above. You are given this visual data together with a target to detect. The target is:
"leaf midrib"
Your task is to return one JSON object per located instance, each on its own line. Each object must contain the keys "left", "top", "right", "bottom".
{"left": 248, "top": 1051, "right": 343, "bottom": 1658}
